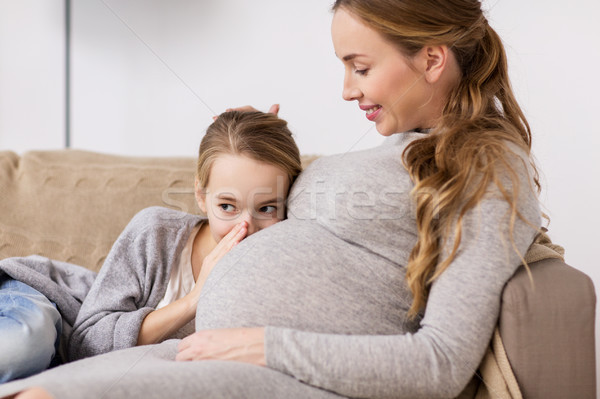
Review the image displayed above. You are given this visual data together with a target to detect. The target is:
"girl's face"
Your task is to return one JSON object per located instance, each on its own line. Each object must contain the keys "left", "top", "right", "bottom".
{"left": 196, "top": 154, "right": 290, "bottom": 244}
{"left": 331, "top": 8, "right": 439, "bottom": 136}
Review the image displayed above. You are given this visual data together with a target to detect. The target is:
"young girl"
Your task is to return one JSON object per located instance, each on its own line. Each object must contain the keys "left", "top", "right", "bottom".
{"left": 66, "top": 110, "right": 301, "bottom": 359}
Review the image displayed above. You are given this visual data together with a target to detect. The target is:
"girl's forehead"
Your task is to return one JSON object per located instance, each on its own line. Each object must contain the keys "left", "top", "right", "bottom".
{"left": 207, "top": 154, "right": 289, "bottom": 194}
{"left": 209, "top": 154, "right": 281, "bottom": 176}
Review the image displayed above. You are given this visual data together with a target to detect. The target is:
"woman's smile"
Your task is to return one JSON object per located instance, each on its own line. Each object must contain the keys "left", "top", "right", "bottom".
{"left": 360, "top": 104, "right": 382, "bottom": 121}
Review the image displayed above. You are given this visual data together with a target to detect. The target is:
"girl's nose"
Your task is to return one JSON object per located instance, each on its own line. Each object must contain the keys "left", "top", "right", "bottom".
{"left": 240, "top": 211, "right": 258, "bottom": 236}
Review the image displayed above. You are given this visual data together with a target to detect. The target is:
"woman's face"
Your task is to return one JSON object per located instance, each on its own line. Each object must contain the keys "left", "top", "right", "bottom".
{"left": 331, "top": 8, "right": 438, "bottom": 136}
{"left": 196, "top": 154, "right": 289, "bottom": 245}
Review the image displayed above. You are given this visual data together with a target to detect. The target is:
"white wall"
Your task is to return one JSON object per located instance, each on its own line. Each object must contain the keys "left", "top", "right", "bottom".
{"left": 489, "top": 1, "right": 600, "bottom": 391}
{"left": 70, "top": 0, "right": 378, "bottom": 158}
{"left": 1, "top": 0, "right": 599, "bottom": 391}
{"left": 0, "top": 0, "right": 65, "bottom": 152}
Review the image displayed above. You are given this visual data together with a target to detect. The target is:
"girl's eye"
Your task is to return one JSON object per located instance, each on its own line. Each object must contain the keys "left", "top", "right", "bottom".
{"left": 259, "top": 205, "right": 277, "bottom": 214}
{"left": 219, "top": 204, "right": 236, "bottom": 213}
{"left": 354, "top": 68, "right": 368, "bottom": 76}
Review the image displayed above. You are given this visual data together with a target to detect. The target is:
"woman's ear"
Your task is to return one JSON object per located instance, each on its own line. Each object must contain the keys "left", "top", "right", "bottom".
{"left": 421, "top": 45, "right": 451, "bottom": 84}
{"left": 195, "top": 178, "right": 207, "bottom": 214}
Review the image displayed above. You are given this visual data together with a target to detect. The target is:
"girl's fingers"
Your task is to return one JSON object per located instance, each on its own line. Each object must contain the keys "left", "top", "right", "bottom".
{"left": 218, "top": 222, "right": 247, "bottom": 248}
{"left": 227, "top": 221, "right": 248, "bottom": 242}
{"left": 230, "top": 223, "right": 248, "bottom": 245}
{"left": 207, "top": 222, "right": 248, "bottom": 260}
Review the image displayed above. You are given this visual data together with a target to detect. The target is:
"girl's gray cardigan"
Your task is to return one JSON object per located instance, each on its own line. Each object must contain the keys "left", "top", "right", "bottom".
{"left": 0, "top": 207, "right": 203, "bottom": 362}
{"left": 68, "top": 207, "right": 203, "bottom": 360}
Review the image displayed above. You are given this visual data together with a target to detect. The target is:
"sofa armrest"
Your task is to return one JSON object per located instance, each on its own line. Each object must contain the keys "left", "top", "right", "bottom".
{"left": 499, "top": 258, "right": 596, "bottom": 398}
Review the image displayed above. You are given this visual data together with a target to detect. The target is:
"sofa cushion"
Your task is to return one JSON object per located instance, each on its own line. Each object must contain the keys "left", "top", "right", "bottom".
{"left": 499, "top": 258, "right": 597, "bottom": 398}
{"left": 0, "top": 150, "right": 198, "bottom": 272}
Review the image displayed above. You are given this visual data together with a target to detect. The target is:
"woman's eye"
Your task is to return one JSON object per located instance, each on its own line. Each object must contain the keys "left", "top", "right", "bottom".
{"left": 259, "top": 205, "right": 277, "bottom": 214}
{"left": 354, "top": 68, "right": 368, "bottom": 76}
{"left": 219, "top": 204, "right": 236, "bottom": 213}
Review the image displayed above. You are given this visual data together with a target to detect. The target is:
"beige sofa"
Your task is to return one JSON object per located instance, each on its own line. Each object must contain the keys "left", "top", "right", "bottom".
{"left": 0, "top": 149, "right": 596, "bottom": 398}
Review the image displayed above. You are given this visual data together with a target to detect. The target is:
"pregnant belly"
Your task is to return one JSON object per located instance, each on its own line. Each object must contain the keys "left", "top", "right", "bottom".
{"left": 195, "top": 219, "right": 417, "bottom": 335}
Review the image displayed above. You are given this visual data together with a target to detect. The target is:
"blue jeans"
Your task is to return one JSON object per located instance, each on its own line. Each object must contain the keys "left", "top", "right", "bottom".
{"left": 0, "top": 275, "right": 61, "bottom": 383}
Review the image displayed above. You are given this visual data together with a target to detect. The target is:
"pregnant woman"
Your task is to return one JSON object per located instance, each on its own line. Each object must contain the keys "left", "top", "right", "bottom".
{"left": 1, "top": 0, "right": 542, "bottom": 398}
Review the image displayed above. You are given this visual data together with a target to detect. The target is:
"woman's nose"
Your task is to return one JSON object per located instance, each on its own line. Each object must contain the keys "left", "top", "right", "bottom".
{"left": 342, "top": 73, "right": 361, "bottom": 101}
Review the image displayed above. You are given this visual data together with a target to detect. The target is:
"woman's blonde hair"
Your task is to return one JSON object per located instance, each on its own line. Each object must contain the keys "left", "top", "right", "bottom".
{"left": 197, "top": 111, "right": 302, "bottom": 190}
{"left": 332, "top": 0, "right": 541, "bottom": 317}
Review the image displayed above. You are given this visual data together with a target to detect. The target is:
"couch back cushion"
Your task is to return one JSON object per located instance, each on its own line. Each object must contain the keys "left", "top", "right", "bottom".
{"left": 0, "top": 150, "right": 199, "bottom": 272}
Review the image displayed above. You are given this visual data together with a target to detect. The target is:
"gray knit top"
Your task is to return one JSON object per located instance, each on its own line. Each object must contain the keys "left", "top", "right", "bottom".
{"left": 194, "top": 132, "right": 541, "bottom": 398}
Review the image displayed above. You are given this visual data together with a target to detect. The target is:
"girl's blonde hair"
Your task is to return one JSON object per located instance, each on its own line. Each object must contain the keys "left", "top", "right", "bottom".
{"left": 197, "top": 111, "right": 302, "bottom": 190}
{"left": 332, "top": 0, "right": 541, "bottom": 317}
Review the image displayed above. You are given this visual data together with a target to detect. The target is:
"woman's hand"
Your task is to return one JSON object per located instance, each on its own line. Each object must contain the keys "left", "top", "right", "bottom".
{"left": 213, "top": 104, "right": 280, "bottom": 120}
{"left": 176, "top": 327, "right": 266, "bottom": 366}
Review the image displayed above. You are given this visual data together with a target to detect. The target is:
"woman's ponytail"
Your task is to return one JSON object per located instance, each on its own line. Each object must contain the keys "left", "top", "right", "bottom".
{"left": 333, "top": 0, "right": 541, "bottom": 318}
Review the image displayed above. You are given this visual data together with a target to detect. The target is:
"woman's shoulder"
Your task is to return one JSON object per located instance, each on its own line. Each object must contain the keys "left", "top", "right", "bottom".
{"left": 494, "top": 140, "right": 539, "bottom": 192}
{"left": 307, "top": 131, "right": 427, "bottom": 169}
